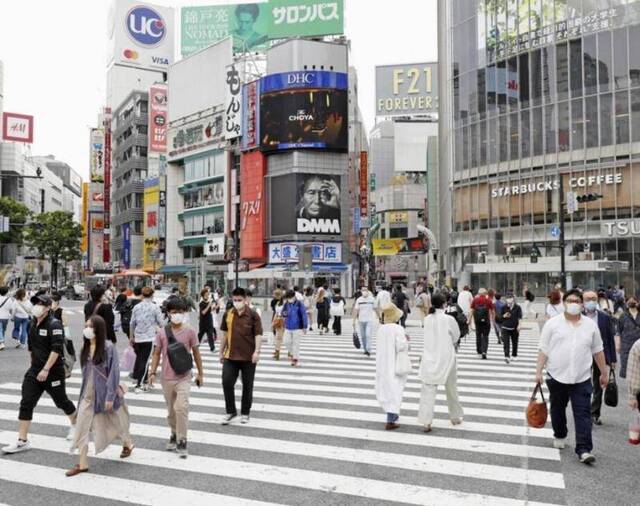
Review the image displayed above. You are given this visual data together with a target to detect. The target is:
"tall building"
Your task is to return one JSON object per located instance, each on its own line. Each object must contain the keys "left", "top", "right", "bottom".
{"left": 111, "top": 90, "right": 149, "bottom": 268}
{"left": 439, "top": 0, "right": 640, "bottom": 293}
{"left": 30, "top": 155, "right": 83, "bottom": 221}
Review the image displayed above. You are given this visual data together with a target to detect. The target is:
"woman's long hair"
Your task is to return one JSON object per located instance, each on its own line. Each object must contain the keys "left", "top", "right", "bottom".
{"left": 80, "top": 315, "right": 107, "bottom": 367}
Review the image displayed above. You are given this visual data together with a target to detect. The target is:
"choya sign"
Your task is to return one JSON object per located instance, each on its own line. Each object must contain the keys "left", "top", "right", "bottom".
{"left": 491, "top": 173, "right": 623, "bottom": 198}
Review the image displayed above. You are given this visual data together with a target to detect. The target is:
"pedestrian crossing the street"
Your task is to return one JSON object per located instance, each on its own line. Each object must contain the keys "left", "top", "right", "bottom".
{"left": 0, "top": 320, "right": 566, "bottom": 505}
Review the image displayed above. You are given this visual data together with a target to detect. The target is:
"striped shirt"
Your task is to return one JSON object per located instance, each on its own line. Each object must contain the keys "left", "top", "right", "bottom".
{"left": 627, "top": 340, "right": 640, "bottom": 400}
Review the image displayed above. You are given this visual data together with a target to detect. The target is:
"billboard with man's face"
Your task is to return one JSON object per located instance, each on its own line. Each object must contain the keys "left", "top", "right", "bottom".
{"left": 260, "top": 70, "right": 348, "bottom": 152}
{"left": 271, "top": 173, "right": 341, "bottom": 236}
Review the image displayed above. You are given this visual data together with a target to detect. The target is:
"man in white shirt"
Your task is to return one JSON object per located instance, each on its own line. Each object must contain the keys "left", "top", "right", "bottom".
{"left": 535, "top": 289, "right": 609, "bottom": 465}
{"left": 374, "top": 285, "right": 391, "bottom": 322}
{"left": 0, "top": 286, "right": 15, "bottom": 350}
{"left": 354, "top": 287, "right": 376, "bottom": 357}
{"left": 457, "top": 285, "right": 474, "bottom": 317}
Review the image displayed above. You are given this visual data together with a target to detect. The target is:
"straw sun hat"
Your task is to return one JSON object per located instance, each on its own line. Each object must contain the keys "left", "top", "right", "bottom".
{"left": 381, "top": 303, "right": 403, "bottom": 323}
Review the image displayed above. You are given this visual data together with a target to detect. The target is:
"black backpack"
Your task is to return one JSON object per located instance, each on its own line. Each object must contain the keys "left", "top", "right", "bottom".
{"left": 165, "top": 325, "right": 193, "bottom": 375}
{"left": 447, "top": 304, "right": 469, "bottom": 337}
{"left": 474, "top": 303, "right": 489, "bottom": 325}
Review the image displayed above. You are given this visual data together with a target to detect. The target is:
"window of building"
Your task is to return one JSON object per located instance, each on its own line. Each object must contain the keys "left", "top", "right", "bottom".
{"left": 499, "top": 114, "right": 509, "bottom": 162}
{"left": 583, "top": 34, "right": 598, "bottom": 96}
{"left": 479, "top": 119, "right": 488, "bottom": 165}
{"left": 508, "top": 56, "right": 518, "bottom": 112}
{"left": 585, "top": 95, "right": 599, "bottom": 148}
{"left": 471, "top": 122, "right": 479, "bottom": 168}
{"left": 521, "top": 109, "right": 531, "bottom": 158}
{"left": 509, "top": 112, "right": 519, "bottom": 160}
{"left": 614, "top": 27, "right": 629, "bottom": 90}
{"left": 542, "top": 45, "right": 556, "bottom": 104}
{"left": 600, "top": 93, "right": 614, "bottom": 146}
{"left": 571, "top": 98, "right": 584, "bottom": 150}
{"left": 488, "top": 117, "right": 498, "bottom": 164}
{"left": 532, "top": 107, "right": 543, "bottom": 156}
{"left": 462, "top": 124, "right": 470, "bottom": 169}
{"left": 615, "top": 90, "right": 630, "bottom": 144}
{"left": 631, "top": 88, "right": 640, "bottom": 143}
{"left": 531, "top": 49, "right": 543, "bottom": 106}
{"left": 487, "top": 63, "right": 497, "bottom": 115}
{"left": 630, "top": 25, "right": 640, "bottom": 88}
{"left": 389, "top": 227, "right": 407, "bottom": 239}
{"left": 598, "top": 30, "right": 612, "bottom": 93}
{"left": 569, "top": 38, "right": 583, "bottom": 98}
{"left": 478, "top": 68, "right": 487, "bottom": 119}
{"left": 558, "top": 100, "right": 570, "bottom": 151}
{"left": 134, "top": 220, "right": 143, "bottom": 234}
{"left": 556, "top": 42, "right": 569, "bottom": 101}
{"left": 497, "top": 60, "right": 507, "bottom": 114}
{"left": 519, "top": 53, "right": 530, "bottom": 109}
{"left": 545, "top": 104, "right": 557, "bottom": 154}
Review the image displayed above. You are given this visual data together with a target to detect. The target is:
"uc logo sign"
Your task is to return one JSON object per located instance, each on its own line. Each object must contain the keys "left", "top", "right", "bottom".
{"left": 125, "top": 5, "right": 166, "bottom": 47}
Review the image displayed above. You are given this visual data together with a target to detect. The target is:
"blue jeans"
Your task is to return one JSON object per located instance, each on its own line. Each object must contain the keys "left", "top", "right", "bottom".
{"left": 358, "top": 321, "right": 373, "bottom": 353}
{"left": 12, "top": 317, "right": 30, "bottom": 345}
{"left": 0, "top": 319, "right": 7, "bottom": 343}
{"left": 547, "top": 376, "right": 593, "bottom": 456}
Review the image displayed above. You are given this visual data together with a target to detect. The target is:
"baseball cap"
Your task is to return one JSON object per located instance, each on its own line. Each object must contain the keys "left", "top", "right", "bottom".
{"left": 30, "top": 294, "right": 53, "bottom": 307}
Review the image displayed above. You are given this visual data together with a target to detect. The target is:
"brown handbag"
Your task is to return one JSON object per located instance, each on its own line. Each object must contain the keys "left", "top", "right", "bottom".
{"left": 526, "top": 383, "right": 548, "bottom": 428}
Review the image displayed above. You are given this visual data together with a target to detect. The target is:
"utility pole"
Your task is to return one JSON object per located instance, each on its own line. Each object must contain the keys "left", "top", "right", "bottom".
{"left": 559, "top": 175, "right": 566, "bottom": 291}
{"left": 234, "top": 195, "right": 240, "bottom": 287}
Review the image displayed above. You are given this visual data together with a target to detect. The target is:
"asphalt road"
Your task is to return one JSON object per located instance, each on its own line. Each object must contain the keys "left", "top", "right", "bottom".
{"left": 0, "top": 301, "right": 636, "bottom": 505}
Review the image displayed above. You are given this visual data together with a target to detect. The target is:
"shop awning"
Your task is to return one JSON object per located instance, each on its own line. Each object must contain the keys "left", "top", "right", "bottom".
{"left": 159, "top": 265, "right": 195, "bottom": 274}
{"left": 312, "top": 264, "right": 349, "bottom": 272}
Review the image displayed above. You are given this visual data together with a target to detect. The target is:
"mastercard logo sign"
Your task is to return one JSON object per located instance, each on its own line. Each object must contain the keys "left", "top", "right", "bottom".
{"left": 123, "top": 49, "right": 139, "bottom": 60}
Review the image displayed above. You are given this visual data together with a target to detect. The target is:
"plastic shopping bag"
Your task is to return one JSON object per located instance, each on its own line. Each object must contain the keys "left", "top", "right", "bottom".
{"left": 120, "top": 345, "right": 136, "bottom": 373}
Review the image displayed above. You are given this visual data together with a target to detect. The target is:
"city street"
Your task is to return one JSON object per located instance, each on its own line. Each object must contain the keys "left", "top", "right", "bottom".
{"left": 0, "top": 302, "right": 635, "bottom": 505}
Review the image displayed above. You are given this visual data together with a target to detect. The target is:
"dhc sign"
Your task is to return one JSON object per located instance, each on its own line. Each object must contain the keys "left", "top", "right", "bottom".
{"left": 126, "top": 6, "right": 166, "bottom": 47}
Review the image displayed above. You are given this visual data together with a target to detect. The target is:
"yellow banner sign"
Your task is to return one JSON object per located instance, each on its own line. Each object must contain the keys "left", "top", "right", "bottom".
{"left": 372, "top": 239, "right": 402, "bottom": 256}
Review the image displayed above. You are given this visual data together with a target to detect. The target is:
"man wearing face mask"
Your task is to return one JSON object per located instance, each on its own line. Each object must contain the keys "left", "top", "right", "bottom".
{"left": 535, "top": 289, "right": 609, "bottom": 465}
{"left": 148, "top": 298, "right": 203, "bottom": 458}
{"left": 282, "top": 289, "right": 308, "bottom": 367}
{"left": 219, "top": 287, "right": 263, "bottom": 425}
{"left": 582, "top": 290, "right": 617, "bottom": 425}
{"left": 496, "top": 293, "right": 522, "bottom": 364}
{"left": 354, "top": 286, "right": 376, "bottom": 357}
{"left": 2, "top": 294, "right": 77, "bottom": 454}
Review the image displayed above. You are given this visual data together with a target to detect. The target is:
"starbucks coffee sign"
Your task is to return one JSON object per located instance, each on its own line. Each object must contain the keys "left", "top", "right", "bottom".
{"left": 491, "top": 173, "right": 623, "bottom": 198}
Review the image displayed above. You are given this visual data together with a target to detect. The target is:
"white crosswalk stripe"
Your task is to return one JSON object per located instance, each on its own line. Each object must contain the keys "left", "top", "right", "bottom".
{"left": 0, "top": 321, "right": 566, "bottom": 505}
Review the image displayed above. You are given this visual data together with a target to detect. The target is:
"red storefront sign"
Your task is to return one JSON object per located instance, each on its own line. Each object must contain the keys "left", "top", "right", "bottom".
{"left": 149, "top": 84, "right": 168, "bottom": 153}
{"left": 359, "top": 151, "right": 368, "bottom": 217}
{"left": 240, "top": 151, "right": 267, "bottom": 260}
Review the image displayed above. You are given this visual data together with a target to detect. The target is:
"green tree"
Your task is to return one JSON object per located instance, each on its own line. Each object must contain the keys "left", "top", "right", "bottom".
{"left": 25, "top": 211, "right": 82, "bottom": 288}
{"left": 0, "top": 197, "right": 31, "bottom": 248}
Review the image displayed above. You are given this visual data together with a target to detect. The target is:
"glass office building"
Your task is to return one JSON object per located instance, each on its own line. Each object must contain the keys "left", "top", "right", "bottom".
{"left": 440, "top": 0, "right": 640, "bottom": 293}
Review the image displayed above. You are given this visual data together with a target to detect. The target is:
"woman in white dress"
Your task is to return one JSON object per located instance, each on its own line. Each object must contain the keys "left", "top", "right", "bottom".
{"left": 375, "top": 304, "right": 410, "bottom": 430}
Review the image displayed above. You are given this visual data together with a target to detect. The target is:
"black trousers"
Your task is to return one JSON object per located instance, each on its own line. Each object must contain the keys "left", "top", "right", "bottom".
{"left": 19, "top": 372, "right": 76, "bottom": 421}
{"left": 591, "top": 360, "right": 604, "bottom": 418}
{"left": 198, "top": 327, "right": 216, "bottom": 351}
{"left": 502, "top": 328, "right": 519, "bottom": 358}
{"left": 132, "top": 341, "right": 153, "bottom": 386}
{"left": 222, "top": 360, "right": 256, "bottom": 416}
{"left": 476, "top": 323, "right": 490, "bottom": 354}
{"left": 332, "top": 316, "right": 342, "bottom": 335}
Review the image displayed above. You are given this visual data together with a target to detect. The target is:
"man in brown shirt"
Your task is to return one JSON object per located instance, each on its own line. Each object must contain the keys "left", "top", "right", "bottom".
{"left": 219, "top": 287, "right": 263, "bottom": 425}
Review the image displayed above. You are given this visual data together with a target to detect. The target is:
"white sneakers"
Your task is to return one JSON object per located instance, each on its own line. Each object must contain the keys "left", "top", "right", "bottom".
{"left": 2, "top": 439, "right": 31, "bottom": 454}
{"left": 579, "top": 452, "right": 596, "bottom": 464}
{"left": 553, "top": 438, "right": 566, "bottom": 449}
{"left": 221, "top": 414, "right": 237, "bottom": 425}
{"left": 241, "top": 415, "right": 250, "bottom": 424}
{"left": 0, "top": 342, "right": 4, "bottom": 350}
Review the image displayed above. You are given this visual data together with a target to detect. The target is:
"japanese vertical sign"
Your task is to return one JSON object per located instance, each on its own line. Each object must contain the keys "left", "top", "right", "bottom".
{"left": 90, "top": 128, "right": 105, "bottom": 183}
{"left": 241, "top": 79, "right": 260, "bottom": 151}
{"left": 149, "top": 84, "right": 168, "bottom": 152}
{"left": 102, "top": 108, "right": 112, "bottom": 264}
{"left": 225, "top": 63, "right": 242, "bottom": 140}
{"left": 359, "top": 151, "right": 368, "bottom": 218}
{"left": 122, "top": 223, "right": 131, "bottom": 269}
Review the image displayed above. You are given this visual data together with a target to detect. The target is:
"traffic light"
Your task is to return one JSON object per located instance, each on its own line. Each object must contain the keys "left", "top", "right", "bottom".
{"left": 576, "top": 193, "right": 603, "bottom": 203}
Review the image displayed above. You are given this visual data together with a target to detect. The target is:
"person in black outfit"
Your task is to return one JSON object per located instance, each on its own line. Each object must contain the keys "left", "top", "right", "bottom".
{"left": 1, "top": 293, "right": 77, "bottom": 454}
{"left": 198, "top": 288, "right": 217, "bottom": 351}
{"left": 330, "top": 288, "right": 346, "bottom": 335}
{"left": 84, "top": 286, "right": 116, "bottom": 343}
{"left": 496, "top": 294, "right": 523, "bottom": 364}
{"left": 120, "top": 286, "right": 142, "bottom": 338}
{"left": 114, "top": 287, "right": 128, "bottom": 312}
{"left": 392, "top": 285, "right": 409, "bottom": 328}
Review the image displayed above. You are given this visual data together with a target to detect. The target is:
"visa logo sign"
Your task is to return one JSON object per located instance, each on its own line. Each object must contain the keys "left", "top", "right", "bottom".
{"left": 152, "top": 56, "right": 169, "bottom": 65}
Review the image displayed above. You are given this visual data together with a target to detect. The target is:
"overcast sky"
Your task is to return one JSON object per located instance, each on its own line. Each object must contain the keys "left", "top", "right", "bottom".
{"left": 0, "top": 0, "right": 437, "bottom": 180}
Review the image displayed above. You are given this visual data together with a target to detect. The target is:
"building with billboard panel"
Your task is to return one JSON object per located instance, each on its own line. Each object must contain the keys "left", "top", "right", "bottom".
{"left": 111, "top": 90, "right": 149, "bottom": 269}
{"left": 439, "top": 0, "right": 640, "bottom": 293}
{"left": 164, "top": 38, "right": 232, "bottom": 291}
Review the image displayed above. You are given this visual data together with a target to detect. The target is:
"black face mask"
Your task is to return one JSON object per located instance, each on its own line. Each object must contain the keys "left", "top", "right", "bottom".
{"left": 628, "top": 303, "right": 638, "bottom": 309}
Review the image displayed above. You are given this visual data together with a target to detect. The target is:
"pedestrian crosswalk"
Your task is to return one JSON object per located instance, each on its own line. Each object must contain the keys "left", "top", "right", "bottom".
{"left": 0, "top": 320, "right": 566, "bottom": 505}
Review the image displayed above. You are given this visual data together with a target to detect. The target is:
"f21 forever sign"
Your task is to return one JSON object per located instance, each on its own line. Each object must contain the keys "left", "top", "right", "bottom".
{"left": 271, "top": 174, "right": 341, "bottom": 236}
{"left": 375, "top": 63, "right": 438, "bottom": 117}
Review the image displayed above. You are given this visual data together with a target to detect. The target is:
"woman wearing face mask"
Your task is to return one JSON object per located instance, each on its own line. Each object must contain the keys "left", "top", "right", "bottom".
{"left": 618, "top": 297, "right": 640, "bottom": 379}
{"left": 12, "top": 288, "right": 32, "bottom": 349}
{"left": 67, "top": 315, "right": 133, "bottom": 476}
{"left": 597, "top": 290, "right": 614, "bottom": 315}
{"left": 51, "top": 292, "right": 70, "bottom": 340}
{"left": 496, "top": 294, "right": 522, "bottom": 364}
{"left": 270, "top": 289, "right": 285, "bottom": 360}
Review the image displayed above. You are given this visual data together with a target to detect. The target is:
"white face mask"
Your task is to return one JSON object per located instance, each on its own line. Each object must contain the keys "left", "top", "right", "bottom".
{"left": 505, "top": 298, "right": 514, "bottom": 306}
{"left": 170, "top": 313, "right": 186, "bottom": 325}
{"left": 83, "top": 327, "right": 95, "bottom": 340}
{"left": 566, "top": 302, "right": 583, "bottom": 316}
{"left": 233, "top": 301, "right": 245, "bottom": 311}
{"left": 31, "top": 305, "right": 46, "bottom": 318}
{"left": 361, "top": 290, "right": 369, "bottom": 297}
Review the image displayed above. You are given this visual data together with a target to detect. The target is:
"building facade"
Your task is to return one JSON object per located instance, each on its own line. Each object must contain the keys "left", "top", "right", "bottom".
{"left": 440, "top": 0, "right": 640, "bottom": 293}
{"left": 111, "top": 90, "right": 149, "bottom": 268}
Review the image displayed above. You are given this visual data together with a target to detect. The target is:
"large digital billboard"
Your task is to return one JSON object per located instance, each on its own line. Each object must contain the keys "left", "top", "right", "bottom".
{"left": 260, "top": 70, "right": 348, "bottom": 151}
{"left": 271, "top": 173, "right": 341, "bottom": 236}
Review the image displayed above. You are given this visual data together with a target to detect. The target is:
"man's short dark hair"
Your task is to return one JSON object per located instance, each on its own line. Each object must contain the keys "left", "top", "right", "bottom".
{"left": 51, "top": 291, "right": 62, "bottom": 302}
{"left": 563, "top": 288, "right": 583, "bottom": 302}
{"left": 171, "top": 287, "right": 180, "bottom": 294}
{"left": 246, "top": 290, "right": 253, "bottom": 297}
{"left": 119, "top": 287, "right": 127, "bottom": 293}
{"left": 432, "top": 293, "right": 446, "bottom": 309}
{"left": 334, "top": 288, "right": 341, "bottom": 295}
{"left": 0, "top": 286, "right": 8, "bottom": 296}
{"left": 395, "top": 284, "right": 402, "bottom": 291}
{"left": 232, "top": 287, "right": 246, "bottom": 298}
{"left": 235, "top": 3, "right": 259, "bottom": 21}
{"left": 165, "top": 297, "right": 188, "bottom": 313}
{"left": 91, "top": 286, "right": 105, "bottom": 302}
{"left": 285, "top": 289, "right": 295, "bottom": 299}
{"left": 133, "top": 286, "right": 143, "bottom": 296}
{"left": 495, "top": 292, "right": 502, "bottom": 300}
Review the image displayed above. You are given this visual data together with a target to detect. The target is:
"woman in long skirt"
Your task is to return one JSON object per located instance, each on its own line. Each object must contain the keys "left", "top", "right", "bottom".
{"left": 67, "top": 315, "right": 134, "bottom": 476}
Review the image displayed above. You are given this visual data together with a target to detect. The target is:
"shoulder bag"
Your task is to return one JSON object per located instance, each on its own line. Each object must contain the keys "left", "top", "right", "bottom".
{"left": 525, "top": 383, "right": 548, "bottom": 428}
{"left": 165, "top": 325, "right": 193, "bottom": 375}
{"left": 352, "top": 330, "right": 361, "bottom": 349}
{"left": 395, "top": 339, "right": 412, "bottom": 376}
{"left": 604, "top": 368, "right": 618, "bottom": 407}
